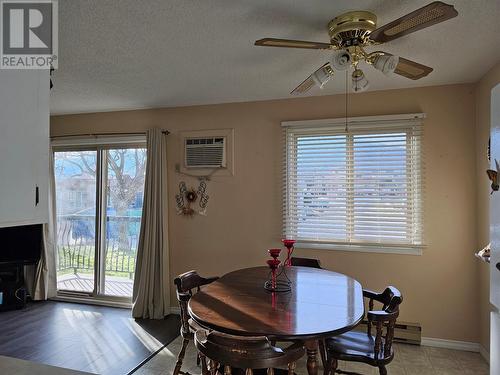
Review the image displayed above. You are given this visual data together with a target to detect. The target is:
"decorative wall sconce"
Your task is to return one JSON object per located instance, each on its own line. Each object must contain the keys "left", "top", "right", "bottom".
{"left": 487, "top": 159, "right": 500, "bottom": 194}
{"left": 175, "top": 180, "right": 209, "bottom": 216}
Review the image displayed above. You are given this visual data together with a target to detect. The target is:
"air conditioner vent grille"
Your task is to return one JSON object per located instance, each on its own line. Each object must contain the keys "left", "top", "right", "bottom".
{"left": 185, "top": 137, "right": 226, "bottom": 168}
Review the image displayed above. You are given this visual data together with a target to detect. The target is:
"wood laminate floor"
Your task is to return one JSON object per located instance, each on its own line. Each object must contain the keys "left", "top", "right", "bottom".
{"left": 0, "top": 301, "right": 180, "bottom": 375}
{"left": 0, "top": 355, "right": 92, "bottom": 375}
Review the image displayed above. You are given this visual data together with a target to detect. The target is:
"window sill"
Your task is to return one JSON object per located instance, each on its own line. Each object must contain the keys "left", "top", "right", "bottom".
{"left": 295, "top": 242, "right": 423, "bottom": 255}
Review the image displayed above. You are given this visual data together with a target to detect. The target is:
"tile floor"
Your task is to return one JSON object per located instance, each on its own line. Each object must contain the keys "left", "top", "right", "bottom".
{"left": 133, "top": 336, "right": 489, "bottom": 375}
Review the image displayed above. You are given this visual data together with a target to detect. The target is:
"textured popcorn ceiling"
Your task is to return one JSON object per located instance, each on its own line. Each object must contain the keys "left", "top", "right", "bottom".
{"left": 51, "top": 0, "right": 500, "bottom": 115}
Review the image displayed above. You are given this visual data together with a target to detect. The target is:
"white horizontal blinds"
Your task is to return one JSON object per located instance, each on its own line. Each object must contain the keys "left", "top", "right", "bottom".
{"left": 407, "top": 124, "right": 423, "bottom": 244}
{"left": 292, "top": 132, "right": 348, "bottom": 241}
{"left": 283, "top": 115, "right": 423, "bottom": 248}
{"left": 352, "top": 131, "right": 412, "bottom": 244}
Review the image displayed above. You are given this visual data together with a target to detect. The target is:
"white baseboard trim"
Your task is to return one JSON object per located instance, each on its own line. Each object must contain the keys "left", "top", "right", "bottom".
{"left": 479, "top": 345, "right": 490, "bottom": 364}
{"left": 421, "top": 337, "right": 480, "bottom": 352}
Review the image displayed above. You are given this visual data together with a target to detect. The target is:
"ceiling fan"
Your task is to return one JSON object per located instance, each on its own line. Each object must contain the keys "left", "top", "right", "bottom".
{"left": 254, "top": 1, "right": 458, "bottom": 95}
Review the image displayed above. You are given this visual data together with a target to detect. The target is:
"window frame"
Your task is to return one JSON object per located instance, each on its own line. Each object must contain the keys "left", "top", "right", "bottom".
{"left": 282, "top": 114, "right": 425, "bottom": 256}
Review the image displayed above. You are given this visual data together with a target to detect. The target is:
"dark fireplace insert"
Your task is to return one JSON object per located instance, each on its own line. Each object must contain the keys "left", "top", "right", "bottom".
{"left": 0, "top": 224, "right": 42, "bottom": 311}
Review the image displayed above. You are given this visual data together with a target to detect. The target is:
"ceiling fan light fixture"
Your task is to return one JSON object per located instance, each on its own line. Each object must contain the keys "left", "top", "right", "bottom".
{"left": 331, "top": 49, "right": 351, "bottom": 71}
{"left": 311, "top": 65, "right": 334, "bottom": 89}
{"left": 352, "top": 69, "right": 369, "bottom": 92}
{"left": 373, "top": 54, "right": 399, "bottom": 75}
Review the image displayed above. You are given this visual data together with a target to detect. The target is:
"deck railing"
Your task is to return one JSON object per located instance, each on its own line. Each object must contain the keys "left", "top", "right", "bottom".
{"left": 56, "top": 214, "right": 140, "bottom": 278}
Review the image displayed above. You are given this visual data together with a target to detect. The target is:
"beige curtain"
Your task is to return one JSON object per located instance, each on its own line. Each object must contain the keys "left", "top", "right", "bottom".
{"left": 29, "top": 148, "right": 58, "bottom": 300}
{"left": 132, "top": 129, "right": 170, "bottom": 319}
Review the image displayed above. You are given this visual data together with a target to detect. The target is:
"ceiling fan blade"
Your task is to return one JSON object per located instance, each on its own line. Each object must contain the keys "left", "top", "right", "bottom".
{"left": 369, "top": 1, "right": 458, "bottom": 43}
{"left": 394, "top": 57, "right": 433, "bottom": 80}
{"left": 291, "top": 63, "right": 334, "bottom": 95}
{"left": 255, "top": 38, "right": 334, "bottom": 50}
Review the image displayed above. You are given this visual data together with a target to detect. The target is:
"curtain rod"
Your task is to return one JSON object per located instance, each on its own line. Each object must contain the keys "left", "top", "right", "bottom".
{"left": 50, "top": 130, "right": 170, "bottom": 139}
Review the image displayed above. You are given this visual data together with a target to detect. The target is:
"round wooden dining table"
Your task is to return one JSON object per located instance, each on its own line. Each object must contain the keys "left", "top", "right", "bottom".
{"left": 188, "top": 266, "right": 364, "bottom": 375}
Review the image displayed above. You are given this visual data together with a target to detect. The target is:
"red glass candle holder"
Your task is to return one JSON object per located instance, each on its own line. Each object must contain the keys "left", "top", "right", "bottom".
{"left": 266, "top": 259, "right": 281, "bottom": 289}
{"left": 282, "top": 239, "right": 296, "bottom": 267}
{"left": 268, "top": 248, "right": 281, "bottom": 260}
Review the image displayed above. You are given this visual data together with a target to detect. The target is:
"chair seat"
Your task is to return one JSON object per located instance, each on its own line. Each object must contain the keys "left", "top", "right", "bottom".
{"left": 195, "top": 330, "right": 304, "bottom": 373}
{"left": 325, "top": 331, "right": 393, "bottom": 365}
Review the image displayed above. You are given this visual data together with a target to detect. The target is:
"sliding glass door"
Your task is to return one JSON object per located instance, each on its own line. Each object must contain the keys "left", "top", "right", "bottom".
{"left": 54, "top": 145, "right": 146, "bottom": 301}
{"left": 102, "top": 148, "right": 146, "bottom": 297}
{"left": 54, "top": 150, "right": 97, "bottom": 294}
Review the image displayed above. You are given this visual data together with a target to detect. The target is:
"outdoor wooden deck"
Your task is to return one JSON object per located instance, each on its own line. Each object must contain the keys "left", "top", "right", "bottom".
{"left": 57, "top": 273, "right": 133, "bottom": 297}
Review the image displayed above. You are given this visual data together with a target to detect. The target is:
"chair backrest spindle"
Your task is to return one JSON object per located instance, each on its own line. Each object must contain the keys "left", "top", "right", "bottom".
{"left": 174, "top": 270, "right": 219, "bottom": 337}
{"left": 363, "top": 286, "right": 402, "bottom": 359}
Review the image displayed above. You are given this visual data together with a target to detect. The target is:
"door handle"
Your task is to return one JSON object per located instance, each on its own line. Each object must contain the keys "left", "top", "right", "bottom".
{"left": 496, "top": 262, "right": 500, "bottom": 271}
{"left": 35, "top": 186, "right": 39, "bottom": 206}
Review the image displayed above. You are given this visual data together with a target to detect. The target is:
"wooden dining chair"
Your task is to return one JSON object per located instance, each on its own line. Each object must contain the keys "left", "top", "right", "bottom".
{"left": 324, "top": 286, "right": 403, "bottom": 375}
{"left": 290, "top": 257, "right": 322, "bottom": 269}
{"left": 194, "top": 328, "right": 305, "bottom": 375}
{"left": 173, "top": 270, "right": 219, "bottom": 375}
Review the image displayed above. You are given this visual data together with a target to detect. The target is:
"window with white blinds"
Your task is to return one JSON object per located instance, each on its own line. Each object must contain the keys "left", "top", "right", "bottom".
{"left": 283, "top": 114, "right": 423, "bottom": 253}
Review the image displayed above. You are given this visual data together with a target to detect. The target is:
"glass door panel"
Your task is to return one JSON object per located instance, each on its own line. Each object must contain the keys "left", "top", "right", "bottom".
{"left": 102, "top": 147, "right": 146, "bottom": 297}
{"left": 54, "top": 150, "right": 97, "bottom": 294}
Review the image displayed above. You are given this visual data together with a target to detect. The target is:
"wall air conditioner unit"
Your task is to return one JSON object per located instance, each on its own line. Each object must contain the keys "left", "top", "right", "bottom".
{"left": 184, "top": 137, "right": 226, "bottom": 168}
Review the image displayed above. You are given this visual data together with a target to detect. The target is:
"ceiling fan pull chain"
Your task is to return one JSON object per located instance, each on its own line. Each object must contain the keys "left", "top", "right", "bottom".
{"left": 345, "top": 69, "right": 348, "bottom": 133}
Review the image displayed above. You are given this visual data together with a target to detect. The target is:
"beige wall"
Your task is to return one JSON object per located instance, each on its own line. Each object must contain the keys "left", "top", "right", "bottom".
{"left": 475, "top": 61, "right": 500, "bottom": 352}
{"left": 51, "top": 83, "right": 479, "bottom": 343}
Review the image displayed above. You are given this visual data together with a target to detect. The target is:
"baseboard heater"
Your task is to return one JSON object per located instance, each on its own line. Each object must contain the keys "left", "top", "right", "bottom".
{"left": 353, "top": 320, "right": 421, "bottom": 345}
